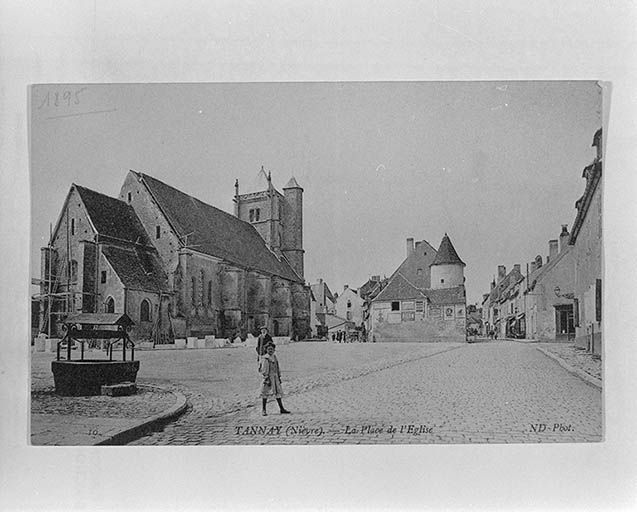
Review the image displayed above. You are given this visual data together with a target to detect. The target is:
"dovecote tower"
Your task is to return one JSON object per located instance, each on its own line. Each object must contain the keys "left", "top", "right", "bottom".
{"left": 430, "top": 233, "right": 465, "bottom": 289}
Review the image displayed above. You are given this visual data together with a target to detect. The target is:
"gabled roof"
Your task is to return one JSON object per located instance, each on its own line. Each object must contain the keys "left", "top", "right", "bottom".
{"left": 102, "top": 245, "right": 169, "bottom": 293}
{"left": 310, "top": 281, "right": 336, "bottom": 303}
{"left": 133, "top": 171, "right": 302, "bottom": 283}
{"left": 390, "top": 240, "right": 437, "bottom": 289}
{"left": 359, "top": 277, "right": 387, "bottom": 300}
{"left": 431, "top": 234, "right": 465, "bottom": 266}
{"left": 527, "top": 246, "right": 573, "bottom": 291}
{"left": 373, "top": 273, "right": 426, "bottom": 302}
{"left": 74, "top": 185, "right": 152, "bottom": 246}
{"left": 424, "top": 286, "right": 465, "bottom": 305}
{"left": 489, "top": 267, "right": 523, "bottom": 303}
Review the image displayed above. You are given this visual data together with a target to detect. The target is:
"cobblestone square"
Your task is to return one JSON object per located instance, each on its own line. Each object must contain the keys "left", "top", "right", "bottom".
{"left": 69, "top": 340, "right": 603, "bottom": 446}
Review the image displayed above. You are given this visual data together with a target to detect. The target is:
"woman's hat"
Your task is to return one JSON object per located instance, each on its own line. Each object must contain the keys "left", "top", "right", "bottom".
{"left": 259, "top": 325, "right": 269, "bottom": 331}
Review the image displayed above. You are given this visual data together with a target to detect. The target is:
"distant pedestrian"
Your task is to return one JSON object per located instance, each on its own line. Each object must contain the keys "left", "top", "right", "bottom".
{"left": 259, "top": 343, "right": 290, "bottom": 416}
{"left": 256, "top": 326, "right": 273, "bottom": 363}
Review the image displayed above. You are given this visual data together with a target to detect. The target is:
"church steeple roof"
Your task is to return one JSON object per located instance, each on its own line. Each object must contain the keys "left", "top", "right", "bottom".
{"left": 284, "top": 176, "right": 302, "bottom": 189}
{"left": 430, "top": 233, "right": 465, "bottom": 267}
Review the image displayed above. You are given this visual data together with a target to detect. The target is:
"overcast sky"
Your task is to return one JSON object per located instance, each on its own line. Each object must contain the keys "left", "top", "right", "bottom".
{"left": 30, "top": 81, "right": 601, "bottom": 304}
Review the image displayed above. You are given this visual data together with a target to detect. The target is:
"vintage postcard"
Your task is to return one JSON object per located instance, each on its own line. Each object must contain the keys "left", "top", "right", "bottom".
{"left": 29, "top": 81, "right": 603, "bottom": 446}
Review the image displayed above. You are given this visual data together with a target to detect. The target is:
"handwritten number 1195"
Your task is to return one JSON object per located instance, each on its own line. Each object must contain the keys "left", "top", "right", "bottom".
{"left": 38, "top": 88, "right": 87, "bottom": 109}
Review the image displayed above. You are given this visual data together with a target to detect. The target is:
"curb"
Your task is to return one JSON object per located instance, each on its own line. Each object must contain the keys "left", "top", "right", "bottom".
{"left": 95, "top": 385, "right": 188, "bottom": 446}
{"left": 535, "top": 346, "right": 602, "bottom": 390}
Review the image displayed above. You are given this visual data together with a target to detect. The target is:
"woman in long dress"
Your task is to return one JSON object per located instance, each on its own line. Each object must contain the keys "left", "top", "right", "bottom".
{"left": 259, "top": 343, "right": 290, "bottom": 416}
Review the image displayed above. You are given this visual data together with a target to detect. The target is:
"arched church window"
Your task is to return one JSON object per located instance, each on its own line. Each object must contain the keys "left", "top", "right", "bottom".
{"left": 140, "top": 299, "right": 151, "bottom": 322}
{"left": 105, "top": 296, "right": 115, "bottom": 313}
{"left": 69, "top": 260, "right": 78, "bottom": 283}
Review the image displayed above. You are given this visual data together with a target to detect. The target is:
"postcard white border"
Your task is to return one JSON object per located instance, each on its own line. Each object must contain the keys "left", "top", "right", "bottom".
{"left": 2, "top": 1, "right": 636, "bottom": 510}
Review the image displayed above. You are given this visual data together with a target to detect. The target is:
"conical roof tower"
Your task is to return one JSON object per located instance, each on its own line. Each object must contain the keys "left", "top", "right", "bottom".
{"left": 429, "top": 233, "right": 465, "bottom": 289}
{"left": 431, "top": 233, "right": 465, "bottom": 267}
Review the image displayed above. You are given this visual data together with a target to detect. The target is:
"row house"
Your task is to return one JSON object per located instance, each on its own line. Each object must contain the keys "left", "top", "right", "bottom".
{"left": 483, "top": 264, "right": 524, "bottom": 338}
{"left": 524, "top": 227, "right": 575, "bottom": 341}
{"left": 335, "top": 285, "right": 365, "bottom": 328}
{"left": 483, "top": 226, "right": 575, "bottom": 341}
{"left": 569, "top": 128, "right": 603, "bottom": 355}
{"left": 359, "top": 275, "right": 388, "bottom": 337}
{"left": 480, "top": 127, "right": 602, "bottom": 350}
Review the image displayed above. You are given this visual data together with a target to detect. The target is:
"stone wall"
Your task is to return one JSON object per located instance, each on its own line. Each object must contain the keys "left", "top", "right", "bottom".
{"left": 119, "top": 172, "right": 181, "bottom": 272}
{"left": 373, "top": 317, "right": 466, "bottom": 343}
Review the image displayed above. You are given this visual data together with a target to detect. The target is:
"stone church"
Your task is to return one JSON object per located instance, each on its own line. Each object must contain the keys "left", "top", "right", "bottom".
{"left": 37, "top": 169, "right": 310, "bottom": 342}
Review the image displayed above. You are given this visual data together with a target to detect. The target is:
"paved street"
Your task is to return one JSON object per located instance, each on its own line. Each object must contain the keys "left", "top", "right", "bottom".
{"left": 129, "top": 341, "right": 602, "bottom": 445}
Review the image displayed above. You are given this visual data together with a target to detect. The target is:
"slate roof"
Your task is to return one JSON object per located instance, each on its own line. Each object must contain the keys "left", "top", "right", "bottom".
{"left": 489, "top": 267, "right": 523, "bottom": 303}
{"left": 75, "top": 185, "right": 152, "bottom": 246}
{"left": 390, "top": 240, "right": 437, "bottom": 289}
{"left": 284, "top": 177, "right": 302, "bottom": 189}
{"left": 134, "top": 172, "right": 302, "bottom": 283}
{"left": 527, "top": 246, "right": 573, "bottom": 291}
{"left": 102, "top": 245, "right": 169, "bottom": 292}
{"left": 311, "top": 281, "right": 336, "bottom": 304}
{"left": 359, "top": 277, "right": 387, "bottom": 300}
{"left": 431, "top": 234, "right": 465, "bottom": 266}
{"left": 373, "top": 273, "right": 427, "bottom": 302}
{"left": 424, "top": 286, "right": 466, "bottom": 305}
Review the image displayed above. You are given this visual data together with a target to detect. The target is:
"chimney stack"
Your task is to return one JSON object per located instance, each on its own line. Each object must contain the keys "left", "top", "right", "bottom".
{"left": 530, "top": 261, "right": 537, "bottom": 273}
{"left": 548, "top": 240, "right": 558, "bottom": 262}
{"left": 490, "top": 278, "right": 495, "bottom": 291}
{"left": 559, "top": 224, "right": 570, "bottom": 253}
{"left": 406, "top": 238, "right": 414, "bottom": 257}
{"left": 344, "top": 284, "right": 348, "bottom": 291}
{"left": 497, "top": 265, "right": 506, "bottom": 282}
{"left": 513, "top": 264, "right": 521, "bottom": 274}
{"left": 372, "top": 275, "right": 380, "bottom": 282}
